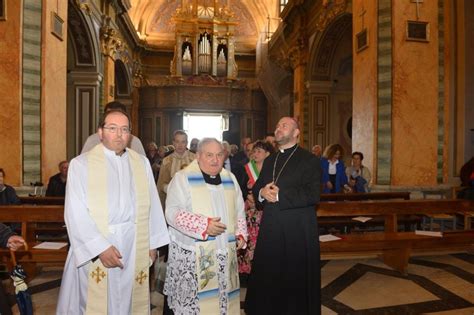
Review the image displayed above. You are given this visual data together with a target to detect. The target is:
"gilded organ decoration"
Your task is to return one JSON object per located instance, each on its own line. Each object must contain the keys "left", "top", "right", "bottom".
{"left": 197, "top": 0, "right": 215, "bottom": 18}
{"left": 171, "top": 0, "right": 237, "bottom": 80}
{"left": 198, "top": 32, "right": 212, "bottom": 73}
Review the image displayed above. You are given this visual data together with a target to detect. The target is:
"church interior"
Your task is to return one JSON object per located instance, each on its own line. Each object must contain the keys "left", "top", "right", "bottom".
{"left": 0, "top": 0, "right": 473, "bottom": 313}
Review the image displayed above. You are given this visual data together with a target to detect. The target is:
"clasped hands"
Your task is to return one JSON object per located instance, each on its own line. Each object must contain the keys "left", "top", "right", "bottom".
{"left": 206, "top": 217, "right": 245, "bottom": 249}
{"left": 99, "top": 246, "right": 157, "bottom": 269}
{"left": 260, "top": 182, "right": 279, "bottom": 203}
{"left": 6, "top": 235, "right": 26, "bottom": 251}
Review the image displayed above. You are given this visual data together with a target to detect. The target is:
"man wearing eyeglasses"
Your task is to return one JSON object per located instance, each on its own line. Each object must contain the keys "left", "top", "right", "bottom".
{"left": 81, "top": 101, "right": 146, "bottom": 155}
{"left": 57, "top": 109, "right": 170, "bottom": 314}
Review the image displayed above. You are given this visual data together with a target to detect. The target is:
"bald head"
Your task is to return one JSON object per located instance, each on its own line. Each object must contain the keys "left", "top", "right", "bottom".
{"left": 274, "top": 117, "right": 300, "bottom": 149}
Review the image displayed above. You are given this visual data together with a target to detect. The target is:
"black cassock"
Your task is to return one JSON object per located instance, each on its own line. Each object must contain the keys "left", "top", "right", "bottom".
{"left": 245, "top": 144, "right": 321, "bottom": 315}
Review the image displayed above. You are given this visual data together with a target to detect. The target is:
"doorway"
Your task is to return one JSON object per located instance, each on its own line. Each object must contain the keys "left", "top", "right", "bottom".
{"left": 183, "top": 112, "right": 229, "bottom": 141}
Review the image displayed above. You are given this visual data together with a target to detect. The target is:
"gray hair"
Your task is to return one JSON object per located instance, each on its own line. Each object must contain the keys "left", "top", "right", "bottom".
{"left": 197, "top": 138, "right": 224, "bottom": 153}
{"left": 222, "top": 141, "right": 230, "bottom": 152}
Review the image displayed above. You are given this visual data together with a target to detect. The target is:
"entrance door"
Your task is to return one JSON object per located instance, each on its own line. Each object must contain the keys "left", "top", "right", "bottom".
{"left": 183, "top": 112, "right": 229, "bottom": 141}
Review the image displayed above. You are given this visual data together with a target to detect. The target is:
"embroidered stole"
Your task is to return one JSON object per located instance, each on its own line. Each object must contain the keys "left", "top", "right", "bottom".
{"left": 85, "top": 144, "right": 150, "bottom": 314}
{"left": 184, "top": 160, "right": 240, "bottom": 314}
{"left": 244, "top": 160, "right": 259, "bottom": 187}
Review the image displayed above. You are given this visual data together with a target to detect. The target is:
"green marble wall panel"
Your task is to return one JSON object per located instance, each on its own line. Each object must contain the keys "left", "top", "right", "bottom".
{"left": 22, "top": 0, "right": 42, "bottom": 185}
{"left": 377, "top": 0, "right": 392, "bottom": 185}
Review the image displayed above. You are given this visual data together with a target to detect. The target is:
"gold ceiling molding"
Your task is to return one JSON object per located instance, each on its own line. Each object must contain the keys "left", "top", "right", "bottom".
{"left": 74, "top": 0, "right": 91, "bottom": 15}
{"left": 316, "top": 0, "right": 348, "bottom": 32}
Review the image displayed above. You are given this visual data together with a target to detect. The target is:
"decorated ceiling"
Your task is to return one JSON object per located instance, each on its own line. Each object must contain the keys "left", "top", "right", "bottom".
{"left": 128, "top": 0, "right": 281, "bottom": 53}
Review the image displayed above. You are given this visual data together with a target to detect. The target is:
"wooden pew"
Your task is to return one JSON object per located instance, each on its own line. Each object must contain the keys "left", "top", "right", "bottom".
{"left": 320, "top": 191, "right": 410, "bottom": 202}
{"left": 0, "top": 205, "right": 67, "bottom": 279}
{"left": 17, "top": 197, "right": 66, "bottom": 241}
{"left": 317, "top": 199, "right": 474, "bottom": 274}
{"left": 319, "top": 192, "right": 413, "bottom": 232}
{"left": 19, "top": 196, "right": 64, "bottom": 205}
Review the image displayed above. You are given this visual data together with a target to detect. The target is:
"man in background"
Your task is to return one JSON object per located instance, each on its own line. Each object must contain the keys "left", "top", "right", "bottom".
{"left": 157, "top": 130, "right": 195, "bottom": 208}
{"left": 46, "top": 160, "right": 69, "bottom": 197}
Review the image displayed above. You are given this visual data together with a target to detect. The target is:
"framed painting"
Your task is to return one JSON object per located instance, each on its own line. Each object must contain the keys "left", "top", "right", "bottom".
{"left": 0, "top": 0, "right": 6, "bottom": 21}
{"left": 356, "top": 28, "right": 368, "bottom": 53}
{"left": 406, "top": 20, "right": 429, "bottom": 42}
{"left": 51, "top": 11, "right": 64, "bottom": 41}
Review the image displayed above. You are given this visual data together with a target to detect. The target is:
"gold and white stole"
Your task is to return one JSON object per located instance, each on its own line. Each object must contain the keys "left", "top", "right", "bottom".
{"left": 85, "top": 144, "right": 150, "bottom": 314}
{"left": 184, "top": 160, "right": 240, "bottom": 314}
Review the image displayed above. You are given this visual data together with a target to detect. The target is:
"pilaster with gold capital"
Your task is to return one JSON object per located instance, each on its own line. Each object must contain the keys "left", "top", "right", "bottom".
{"left": 100, "top": 16, "right": 123, "bottom": 58}
{"left": 289, "top": 41, "right": 308, "bottom": 146}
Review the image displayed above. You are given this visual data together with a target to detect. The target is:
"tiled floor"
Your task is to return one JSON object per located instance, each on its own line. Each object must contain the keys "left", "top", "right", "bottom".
{"left": 2, "top": 253, "right": 473, "bottom": 314}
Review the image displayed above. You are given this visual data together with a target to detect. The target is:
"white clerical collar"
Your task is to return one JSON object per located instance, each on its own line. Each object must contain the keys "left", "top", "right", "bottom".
{"left": 102, "top": 145, "right": 128, "bottom": 158}
{"left": 279, "top": 143, "right": 298, "bottom": 153}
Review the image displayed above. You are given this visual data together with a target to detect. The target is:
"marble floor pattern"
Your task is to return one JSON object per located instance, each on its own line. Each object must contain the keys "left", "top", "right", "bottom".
{"left": 1, "top": 253, "right": 473, "bottom": 314}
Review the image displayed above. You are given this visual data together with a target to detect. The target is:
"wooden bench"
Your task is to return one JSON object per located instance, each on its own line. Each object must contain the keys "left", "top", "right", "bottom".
{"left": 19, "top": 196, "right": 64, "bottom": 205}
{"left": 319, "top": 192, "right": 413, "bottom": 232}
{"left": 317, "top": 199, "right": 474, "bottom": 274}
{"left": 0, "top": 205, "right": 67, "bottom": 279}
{"left": 320, "top": 191, "right": 410, "bottom": 202}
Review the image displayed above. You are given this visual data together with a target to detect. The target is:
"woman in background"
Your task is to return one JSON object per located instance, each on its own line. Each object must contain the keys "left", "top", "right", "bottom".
{"left": 346, "top": 151, "right": 372, "bottom": 193}
{"left": 238, "top": 140, "right": 274, "bottom": 274}
{"left": 321, "top": 144, "right": 350, "bottom": 193}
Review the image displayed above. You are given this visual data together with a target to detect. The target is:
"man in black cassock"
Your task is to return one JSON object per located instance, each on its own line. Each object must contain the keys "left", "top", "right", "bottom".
{"left": 245, "top": 117, "right": 321, "bottom": 315}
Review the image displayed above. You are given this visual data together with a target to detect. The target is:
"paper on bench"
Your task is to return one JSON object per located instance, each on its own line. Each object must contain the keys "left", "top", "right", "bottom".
{"left": 352, "top": 216, "right": 372, "bottom": 223}
{"left": 319, "top": 234, "right": 342, "bottom": 242}
{"left": 33, "top": 242, "right": 68, "bottom": 250}
{"left": 415, "top": 230, "right": 443, "bottom": 237}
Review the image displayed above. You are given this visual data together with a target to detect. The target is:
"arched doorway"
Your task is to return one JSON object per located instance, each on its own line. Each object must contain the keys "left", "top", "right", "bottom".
{"left": 306, "top": 14, "right": 353, "bottom": 161}
{"left": 66, "top": 1, "right": 101, "bottom": 158}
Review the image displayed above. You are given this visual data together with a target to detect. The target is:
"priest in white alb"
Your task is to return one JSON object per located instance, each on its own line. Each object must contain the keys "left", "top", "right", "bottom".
{"left": 164, "top": 138, "right": 248, "bottom": 314}
{"left": 57, "top": 109, "right": 170, "bottom": 315}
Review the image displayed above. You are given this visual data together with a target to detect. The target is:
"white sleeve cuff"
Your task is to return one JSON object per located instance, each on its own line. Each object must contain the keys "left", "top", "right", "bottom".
{"left": 258, "top": 189, "right": 264, "bottom": 202}
{"left": 73, "top": 235, "right": 111, "bottom": 268}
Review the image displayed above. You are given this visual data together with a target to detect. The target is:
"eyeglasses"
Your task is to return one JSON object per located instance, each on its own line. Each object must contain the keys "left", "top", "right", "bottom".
{"left": 102, "top": 125, "right": 131, "bottom": 134}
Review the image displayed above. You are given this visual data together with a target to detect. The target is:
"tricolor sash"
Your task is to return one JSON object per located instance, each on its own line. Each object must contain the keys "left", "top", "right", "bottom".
{"left": 244, "top": 160, "right": 259, "bottom": 187}
{"left": 85, "top": 144, "right": 150, "bottom": 314}
{"left": 184, "top": 160, "right": 240, "bottom": 314}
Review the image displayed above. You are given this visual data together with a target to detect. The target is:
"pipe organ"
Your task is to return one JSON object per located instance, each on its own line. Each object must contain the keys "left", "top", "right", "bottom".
{"left": 171, "top": 0, "right": 238, "bottom": 80}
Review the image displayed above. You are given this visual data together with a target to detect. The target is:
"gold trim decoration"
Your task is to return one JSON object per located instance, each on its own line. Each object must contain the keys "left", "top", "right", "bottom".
{"left": 74, "top": 0, "right": 91, "bottom": 15}
{"left": 135, "top": 270, "right": 148, "bottom": 285}
{"left": 90, "top": 266, "right": 106, "bottom": 284}
{"left": 316, "top": 0, "right": 348, "bottom": 32}
{"left": 100, "top": 16, "right": 123, "bottom": 57}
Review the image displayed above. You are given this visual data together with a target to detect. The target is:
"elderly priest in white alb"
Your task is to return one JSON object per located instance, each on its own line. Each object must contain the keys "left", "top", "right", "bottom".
{"left": 164, "top": 138, "right": 248, "bottom": 314}
{"left": 57, "top": 109, "right": 170, "bottom": 315}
